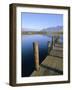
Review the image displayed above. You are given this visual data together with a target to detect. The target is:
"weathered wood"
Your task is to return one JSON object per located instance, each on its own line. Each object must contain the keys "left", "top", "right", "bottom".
{"left": 52, "top": 36, "right": 55, "bottom": 49}
{"left": 48, "top": 36, "right": 57, "bottom": 55}
{"left": 31, "top": 55, "right": 63, "bottom": 76}
{"left": 48, "top": 41, "right": 51, "bottom": 55}
{"left": 33, "top": 42, "right": 40, "bottom": 71}
{"left": 31, "top": 42, "right": 63, "bottom": 76}
{"left": 54, "top": 36, "right": 59, "bottom": 44}
{"left": 51, "top": 36, "right": 60, "bottom": 49}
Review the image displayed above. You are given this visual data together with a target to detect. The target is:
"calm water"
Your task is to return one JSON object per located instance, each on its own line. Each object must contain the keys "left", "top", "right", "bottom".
{"left": 21, "top": 35, "right": 63, "bottom": 77}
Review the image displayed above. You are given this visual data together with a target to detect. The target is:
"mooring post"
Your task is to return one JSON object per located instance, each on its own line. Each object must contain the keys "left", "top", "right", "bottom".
{"left": 48, "top": 41, "right": 51, "bottom": 55}
{"left": 52, "top": 36, "right": 55, "bottom": 49}
{"left": 54, "top": 36, "right": 59, "bottom": 44}
{"left": 33, "top": 42, "right": 39, "bottom": 71}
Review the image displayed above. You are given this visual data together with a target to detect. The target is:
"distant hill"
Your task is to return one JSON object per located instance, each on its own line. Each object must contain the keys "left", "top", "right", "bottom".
{"left": 22, "top": 26, "right": 63, "bottom": 32}
{"left": 41, "top": 26, "right": 63, "bottom": 32}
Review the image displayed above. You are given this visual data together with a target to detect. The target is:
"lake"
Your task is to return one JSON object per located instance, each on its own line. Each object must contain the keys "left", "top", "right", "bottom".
{"left": 21, "top": 35, "right": 63, "bottom": 77}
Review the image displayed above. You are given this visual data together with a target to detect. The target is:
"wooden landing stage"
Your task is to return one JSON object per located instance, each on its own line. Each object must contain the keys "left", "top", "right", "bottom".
{"left": 31, "top": 42, "right": 63, "bottom": 76}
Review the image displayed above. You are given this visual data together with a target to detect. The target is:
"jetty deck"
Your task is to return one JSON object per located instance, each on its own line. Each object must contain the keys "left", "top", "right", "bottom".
{"left": 31, "top": 42, "right": 63, "bottom": 76}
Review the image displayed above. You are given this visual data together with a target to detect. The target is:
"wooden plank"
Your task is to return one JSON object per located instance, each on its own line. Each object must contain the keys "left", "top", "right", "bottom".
{"left": 31, "top": 37, "right": 63, "bottom": 76}
{"left": 31, "top": 55, "right": 63, "bottom": 76}
{"left": 50, "top": 49, "right": 63, "bottom": 58}
{"left": 41, "top": 56, "right": 63, "bottom": 71}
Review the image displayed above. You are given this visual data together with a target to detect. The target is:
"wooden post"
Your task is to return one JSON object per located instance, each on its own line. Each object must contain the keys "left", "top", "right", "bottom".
{"left": 33, "top": 42, "right": 39, "bottom": 71}
{"left": 54, "top": 36, "right": 59, "bottom": 44}
{"left": 52, "top": 36, "right": 55, "bottom": 49}
{"left": 48, "top": 41, "right": 51, "bottom": 55}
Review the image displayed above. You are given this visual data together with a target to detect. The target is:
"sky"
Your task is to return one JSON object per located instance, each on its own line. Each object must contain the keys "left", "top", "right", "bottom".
{"left": 21, "top": 13, "right": 63, "bottom": 31}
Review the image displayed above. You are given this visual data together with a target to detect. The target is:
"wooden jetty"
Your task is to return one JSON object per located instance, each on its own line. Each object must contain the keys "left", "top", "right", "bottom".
{"left": 31, "top": 36, "right": 63, "bottom": 76}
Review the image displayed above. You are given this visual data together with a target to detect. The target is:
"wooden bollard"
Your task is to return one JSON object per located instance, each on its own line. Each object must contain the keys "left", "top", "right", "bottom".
{"left": 52, "top": 36, "right": 55, "bottom": 49}
{"left": 33, "top": 42, "right": 39, "bottom": 71}
{"left": 48, "top": 41, "right": 51, "bottom": 55}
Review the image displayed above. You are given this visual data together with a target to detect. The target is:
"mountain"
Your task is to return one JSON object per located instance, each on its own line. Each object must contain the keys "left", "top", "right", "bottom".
{"left": 41, "top": 26, "right": 63, "bottom": 32}
{"left": 22, "top": 26, "right": 63, "bottom": 32}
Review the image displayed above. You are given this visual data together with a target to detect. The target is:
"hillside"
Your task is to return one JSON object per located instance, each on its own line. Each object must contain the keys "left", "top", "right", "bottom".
{"left": 41, "top": 26, "right": 63, "bottom": 32}
{"left": 22, "top": 26, "right": 63, "bottom": 32}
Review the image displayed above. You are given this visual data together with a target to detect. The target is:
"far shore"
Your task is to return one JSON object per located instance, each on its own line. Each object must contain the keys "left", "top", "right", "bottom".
{"left": 21, "top": 31, "right": 63, "bottom": 36}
